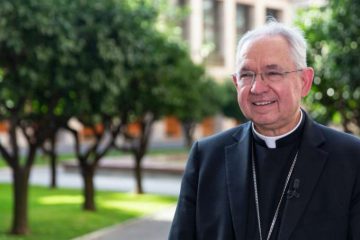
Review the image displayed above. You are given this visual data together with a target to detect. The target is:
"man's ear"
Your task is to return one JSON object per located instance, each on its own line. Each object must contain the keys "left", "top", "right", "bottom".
{"left": 232, "top": 74, "right": 238, "bottom": 88}
{"left": 301, "top": 67, "right": 314, "bottom": 97}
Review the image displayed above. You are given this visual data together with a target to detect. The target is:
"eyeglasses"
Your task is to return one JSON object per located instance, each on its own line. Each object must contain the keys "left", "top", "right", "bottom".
{"left": 233, "top": 69, "right": 303, "bottom": 86}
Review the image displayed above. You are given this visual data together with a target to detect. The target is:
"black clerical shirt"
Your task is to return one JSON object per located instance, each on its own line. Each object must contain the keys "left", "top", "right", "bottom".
{"left": 246, "top": 118, "right": 305, "bottom": 240}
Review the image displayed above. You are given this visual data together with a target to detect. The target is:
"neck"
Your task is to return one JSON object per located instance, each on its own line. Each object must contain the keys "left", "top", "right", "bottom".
{"left": 252, "top": 110, "right": 303, "bottom": 148}
{"left": 254, "top": 110, "right": 302, "bottom": 137}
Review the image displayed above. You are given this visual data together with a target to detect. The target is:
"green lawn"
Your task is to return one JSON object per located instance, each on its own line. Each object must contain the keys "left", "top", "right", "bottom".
{"left": 0, "top": 184, "right": 176, "bottom": 240}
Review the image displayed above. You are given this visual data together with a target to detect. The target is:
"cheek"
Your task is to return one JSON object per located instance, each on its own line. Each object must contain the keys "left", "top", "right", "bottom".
{"left": 288, "top": 84, "right": 303, "bottom": 101}
{"left": 276, "top": 83, "right": 301, "bottom": 101}
{"left": 237, "top": 88, "right": 250, "bottom": 109}
{"left": 278, "top": 85, "right": 302, "bottom": 108}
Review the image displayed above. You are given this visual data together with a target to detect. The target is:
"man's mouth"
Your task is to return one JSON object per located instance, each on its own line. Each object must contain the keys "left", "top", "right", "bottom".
{"left": 253, "top": 100, "right": 276, "bottom": 106}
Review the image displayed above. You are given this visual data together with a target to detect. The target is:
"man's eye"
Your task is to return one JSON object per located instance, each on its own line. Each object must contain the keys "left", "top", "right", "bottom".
{"left": 266, "top": 71, "right": 282, "bottom": 76}
{"left": 240, "top": 72, "right": 254, "bottom": 78}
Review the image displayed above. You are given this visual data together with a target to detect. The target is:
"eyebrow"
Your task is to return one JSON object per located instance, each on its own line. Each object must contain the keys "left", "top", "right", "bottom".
{"left": 238, "top": 66, "right": 253, "bottom": 72}
{"left": 264, "top": 64, "right": 282, "bottom": 70}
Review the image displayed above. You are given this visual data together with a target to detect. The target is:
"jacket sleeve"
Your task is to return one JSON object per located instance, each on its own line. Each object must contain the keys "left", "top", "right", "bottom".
{"left": 168, "top": 142, "right": 200, "bottom": 240}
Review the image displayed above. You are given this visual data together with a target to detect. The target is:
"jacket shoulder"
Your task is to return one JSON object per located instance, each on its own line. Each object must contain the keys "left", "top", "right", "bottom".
{"left": 196, "top": 122, "right": 250, "bottom": 149}
{"left": 315, "top": 122, "right": 360, "bottom": 150}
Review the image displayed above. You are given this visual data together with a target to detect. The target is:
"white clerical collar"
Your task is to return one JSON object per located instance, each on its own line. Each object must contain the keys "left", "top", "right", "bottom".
{"left": 252, "top": 110, "right": 303, "bottom": 149}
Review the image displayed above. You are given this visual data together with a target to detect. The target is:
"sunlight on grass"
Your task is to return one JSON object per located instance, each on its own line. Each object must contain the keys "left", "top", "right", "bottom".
{"left": 100, "top": 199, "right": 172, "bottom": 214}
{"left": 99, "top": 193, "right": 175, "bottom": 215}
{"left": 38, "top": 195, "right": 83, "bottom": 205}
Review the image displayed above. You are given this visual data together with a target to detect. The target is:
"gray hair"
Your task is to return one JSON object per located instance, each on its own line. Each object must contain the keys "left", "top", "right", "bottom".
{"left": 235, "top": 20, "right": 308, "bottom": 69}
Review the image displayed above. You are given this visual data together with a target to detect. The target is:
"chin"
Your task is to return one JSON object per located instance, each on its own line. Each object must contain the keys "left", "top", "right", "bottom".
{"left": 251, "top": 116, "right": 278, "bottom": 126}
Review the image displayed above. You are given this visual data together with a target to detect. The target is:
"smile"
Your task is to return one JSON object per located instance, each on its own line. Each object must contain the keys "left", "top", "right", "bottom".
{"left": 253, "top": 101, "right": 276, "bottom": 106}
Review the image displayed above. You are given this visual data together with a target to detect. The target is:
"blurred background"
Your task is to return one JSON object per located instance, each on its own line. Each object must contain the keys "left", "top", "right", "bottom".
{"left": 0, "top": 0, "right": 359, "bottom": 239}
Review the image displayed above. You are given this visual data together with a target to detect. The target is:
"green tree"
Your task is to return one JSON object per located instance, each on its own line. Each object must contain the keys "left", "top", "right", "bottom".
{"left": 297, "top": 0, "right": 360, "bottom": 133}
{"left": 166, "top": 59, "right": 223, "bottom": 148}
{"left": 0, "top": 0, "right": 79, "bottom": 234}
{"left": 0, "top": 3, "right": 218, "bottom": 237}
{"left": 0, "top": 0, "right": 157, "bottom": 233}
{"left": 117, "top": 33, "right": 197, "bottom": 193}
{"left": 62, "top": 0, "right": 142, "bottom": 210}
{"left": 112, "top": 0, "right": 219, "bottom": 193}
{"left": 221, "top": 80, "right": 247, "bottom": 124}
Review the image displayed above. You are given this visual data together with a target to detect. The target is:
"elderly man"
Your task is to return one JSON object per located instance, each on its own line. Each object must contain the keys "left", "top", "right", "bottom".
{"left": 169, "top": 21, "right": 360, "bottom": 240}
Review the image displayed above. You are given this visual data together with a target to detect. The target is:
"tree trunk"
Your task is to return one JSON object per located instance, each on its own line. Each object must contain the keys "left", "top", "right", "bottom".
{"left": 11, "top": 167, "right": 30, "bottom": 235}
{"left": 129, "top": 112, "right": 154, "bottom": 195}
{"left": 81, "top": 166, "right": 96, "bottom": 211}
{"left": 49, "top": 134, "right": 58, "bottom": 188}
{"left": 134, "top": 158, "right": 143, "bottom": 194}
{"left": 50, "top": 155, "right": 57, "bottom": 188}
{"left": 182, "top": 121, "right": 195, "bottom": 149}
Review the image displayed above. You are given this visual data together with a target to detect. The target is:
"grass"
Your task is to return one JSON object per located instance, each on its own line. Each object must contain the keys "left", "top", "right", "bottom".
{"left": 148, "top": 147, "right": 187, "bottom": 156}
{"left": 0, "top": 184, "right": 177, "bottom": 240}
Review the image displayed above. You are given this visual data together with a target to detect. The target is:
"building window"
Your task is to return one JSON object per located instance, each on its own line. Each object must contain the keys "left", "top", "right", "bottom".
{"left": 177, "top": 0, "right": 190, "bottom": 42}
{"left": 203, "top": 0, "right": 224, "bottom": 66}
{"left": 236, "top": 4, "right": 251, "bottom": 43}
{"left": 266, "top": 8, "right": 282, "bottom": 21}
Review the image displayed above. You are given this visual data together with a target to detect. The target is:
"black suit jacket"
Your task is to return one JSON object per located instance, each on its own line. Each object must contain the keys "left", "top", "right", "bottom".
{"left": 169, "top": 113, "right": 360, "bottom": 240}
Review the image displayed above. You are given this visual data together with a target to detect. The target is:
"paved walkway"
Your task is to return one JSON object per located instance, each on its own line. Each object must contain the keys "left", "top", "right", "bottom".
{"left": 0, "top": 155, "right": 185, "bottom": 195}
{"left": 73, "top": 205, "right": 176, "bottom": 240}
{"left": 0, "top": 155, "right": 184, "bottom": 239}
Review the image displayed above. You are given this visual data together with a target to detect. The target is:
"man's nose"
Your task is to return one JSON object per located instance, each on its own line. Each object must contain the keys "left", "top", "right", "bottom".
{"left": 250, "top": 73, "right": 269, "bottom": 93}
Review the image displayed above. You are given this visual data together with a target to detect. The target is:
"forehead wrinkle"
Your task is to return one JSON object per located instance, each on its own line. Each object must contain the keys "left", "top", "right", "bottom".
{"left": 237, "top": 36, "right": 296, "bottom": 70}
{"left": 236, "top": 59, "right": 254, "bottom": 72}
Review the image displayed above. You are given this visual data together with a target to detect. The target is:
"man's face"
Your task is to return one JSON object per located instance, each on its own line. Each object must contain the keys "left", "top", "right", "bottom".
{"left": 233, "top": 36, "right": 313, "bottom": 136}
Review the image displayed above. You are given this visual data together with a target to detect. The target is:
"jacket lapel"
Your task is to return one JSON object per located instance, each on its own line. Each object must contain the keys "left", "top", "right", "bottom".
{"left": 225, "top": 122, "right": 251, "bottom": 240}
{"left": 279, "top": 117, "right": 329, "bottom": 240}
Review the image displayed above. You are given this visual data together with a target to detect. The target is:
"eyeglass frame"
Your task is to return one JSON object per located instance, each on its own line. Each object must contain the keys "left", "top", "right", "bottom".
{"left": 232, "top": 69, "right": 304, "bottom": 86}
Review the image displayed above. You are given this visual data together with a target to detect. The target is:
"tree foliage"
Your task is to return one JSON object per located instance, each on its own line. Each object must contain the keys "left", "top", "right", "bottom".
{"left": 0, "top": 0, "right": 212, "bottom": 235}
{"left": 297, "top": 0, "right": 360, "bottom": 133}
{"left": 0, "top": 0, "right": 80, "bottom": 234}
{"left": 116, "top": 32, "right": 193, "bottom": 193}
{"left": 162, "top": 54, "right": 223, "bottom": 147}
{"left": 220, "top": 80, "right": 247, "bottom": 123}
